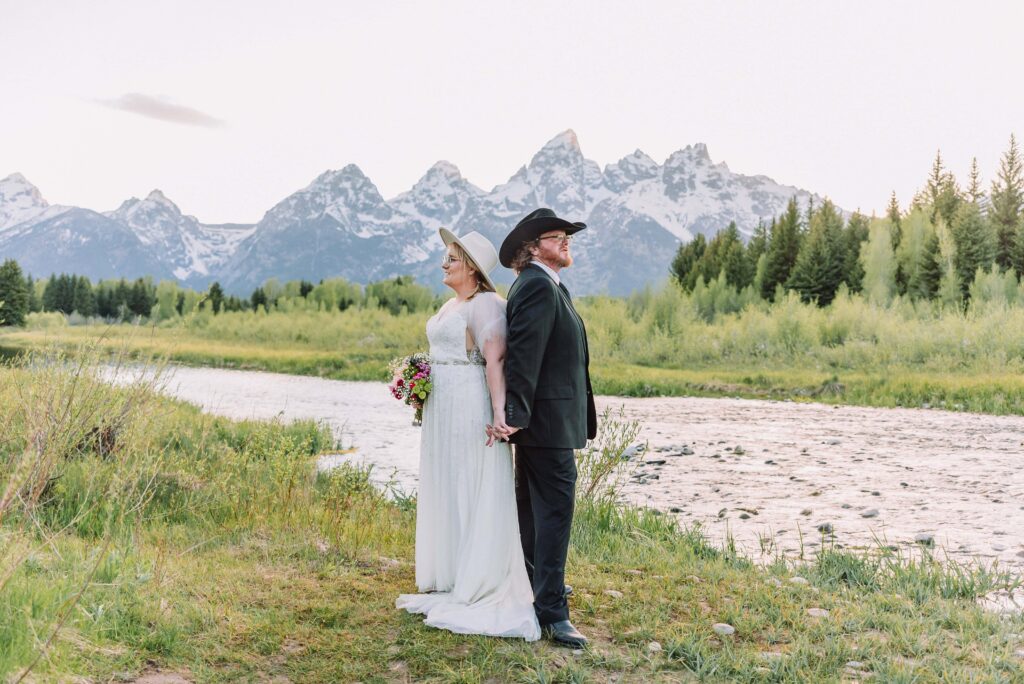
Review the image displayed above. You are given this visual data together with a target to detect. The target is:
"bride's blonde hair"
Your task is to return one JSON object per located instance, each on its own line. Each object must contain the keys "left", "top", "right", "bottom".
{"left": 449, "top": 242, "right": 495, "bottom": 299}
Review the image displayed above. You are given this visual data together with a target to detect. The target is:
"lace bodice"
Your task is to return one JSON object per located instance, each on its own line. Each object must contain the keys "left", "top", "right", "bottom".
{"left": 426, "top": 293, "right": 507, "bottom": 366}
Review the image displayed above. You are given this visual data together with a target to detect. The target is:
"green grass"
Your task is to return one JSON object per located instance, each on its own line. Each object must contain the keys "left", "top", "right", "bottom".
{"left": 1, "top": 348, "right": 1022, "bottom": 681}
{"left": 5, "top": 284, "right": 1024, "bottom": 415}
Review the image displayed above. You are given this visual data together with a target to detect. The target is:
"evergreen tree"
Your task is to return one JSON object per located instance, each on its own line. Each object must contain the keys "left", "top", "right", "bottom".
{"left": 71, "top": 275, "right": 96, "bottom": 316}
{"left": 746, "top": 221, "right": 768, "bottom": 282}
{"left": 760, "top": 198, "right": 803, "bottom": 300}
{"left": 709, "top": 222, "right": 751, "bottom": 290}
{"left": 299, "top": 280, "right": 314, "bottom": 298}
{"left": 224, "top": 295, "right": 245, "bottom": 312}
{"left": 1013, "top": 222, "right": 1024, "bottom": 277}
{"left": 896, "top": 208, "right": 937, "bottom": 300}
{"left": 41, "top": 274, "right": 57, "bottom": 311}
{"left": 670, "top": 233, "right": 706, "bottom": 290}
{"left": 43, "top": 274, "right": 75, "bottom": 314}
{"left": 966, "top": 157, "right": 986, "bottom": 206}
{"left": 251, "top": 287, "right": 268, "bottom": 312}
{"left": 916, "top": 150, "right": 961, "bottom": 226}
{"left": 886, "top": 191, "right": 902, "bottom": 247}
{"left": 113, "top": 279, "right": 129, "bottom": 319}
{"left": 918, "top": 230, "right": 943, "bottom": 299}
{"left": 934, "top": 217, "right": 962, "bottom": 308}
{"left": 860, "top": 219, "right": 897, "bottom": 305}
{"left": 842, "top": 212, "right": 869, "bottom": 292}
{"left": 0, "top": 259, "right": 30, "bottom": 327}
{"left": 94, "top": 284, "right": 109, "bottom": 318}
{"left": 990, "top": 134, "right": 1023, "bottom": 271}
{"left": 208, "top": 282, "right": 225, "bottom": 314}
{"left": 25, "top": 275, "right": 40, "bottom": 313}
{"left": 785, "top": 199, "right": 845, "bottom": 305}
{"left": 128, "top": 278, "right": 151, "bottom": 317}
{"left": 950, "top": 201, "right": 996, "bottom": 297}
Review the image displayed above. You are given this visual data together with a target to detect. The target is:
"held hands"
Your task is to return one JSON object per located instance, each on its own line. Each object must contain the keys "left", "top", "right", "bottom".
{"left": 485, "top": 410, "right": 520, "bottom": 446}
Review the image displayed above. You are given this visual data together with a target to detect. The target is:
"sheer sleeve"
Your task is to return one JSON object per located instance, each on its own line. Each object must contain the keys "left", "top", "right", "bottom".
{"left": 466, "top": 292, "right": 507, "bottom": 351}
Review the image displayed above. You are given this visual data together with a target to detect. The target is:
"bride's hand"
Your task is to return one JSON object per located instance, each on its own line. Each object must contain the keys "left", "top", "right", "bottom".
{"left": 485, "top": 424, "right": 500, "bottom": 447}
{"left": 488, "top": 412, "right": 520, "bottom": 445}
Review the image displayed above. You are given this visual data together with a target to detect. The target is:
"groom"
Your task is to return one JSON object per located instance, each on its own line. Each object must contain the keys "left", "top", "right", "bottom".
{"left": 494, "top": 208, "right": 597, "bottom": 648}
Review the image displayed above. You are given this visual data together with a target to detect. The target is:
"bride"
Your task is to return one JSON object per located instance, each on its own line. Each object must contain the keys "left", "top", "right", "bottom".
{"left": 396, "top": 229, "right": 540, "bottom": 641}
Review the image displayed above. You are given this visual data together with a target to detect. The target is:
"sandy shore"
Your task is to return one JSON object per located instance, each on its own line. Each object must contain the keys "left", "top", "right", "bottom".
{"left": 147, "top": 365, "right": 1024, "bottom": 587}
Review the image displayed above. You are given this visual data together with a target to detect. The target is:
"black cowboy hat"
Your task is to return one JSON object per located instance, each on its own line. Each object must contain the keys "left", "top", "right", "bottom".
{"left": 499, "top": 208, "right": 587, "bottom": 268}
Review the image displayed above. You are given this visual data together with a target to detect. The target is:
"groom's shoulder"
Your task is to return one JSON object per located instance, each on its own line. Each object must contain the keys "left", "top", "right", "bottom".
{"left": 509, "top": 269, "right": 557, "bottom": 311}
{"left": 510, "top": 266, "right": 553, "bottom": 295}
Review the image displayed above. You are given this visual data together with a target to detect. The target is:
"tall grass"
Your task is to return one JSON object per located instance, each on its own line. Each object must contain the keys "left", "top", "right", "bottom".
{"left": 0, "top": 345, "right": 170, "bottom": 678}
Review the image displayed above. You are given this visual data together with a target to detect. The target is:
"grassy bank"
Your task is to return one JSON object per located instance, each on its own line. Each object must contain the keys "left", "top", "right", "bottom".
{"left": 4, "top": 285, "right": 1024, "bottom": 414}
{"left": 1, "top": 349, "right": 1022, "bottom": 681}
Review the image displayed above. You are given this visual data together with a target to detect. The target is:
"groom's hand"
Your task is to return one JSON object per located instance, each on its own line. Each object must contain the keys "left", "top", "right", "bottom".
{"left": 488, "top": 415, "right": 520, "bottom": 444}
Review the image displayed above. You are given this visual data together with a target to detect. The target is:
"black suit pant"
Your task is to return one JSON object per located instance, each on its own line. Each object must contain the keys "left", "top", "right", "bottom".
{"left": 514, "top": 444, "right": 576, "bottom": 626}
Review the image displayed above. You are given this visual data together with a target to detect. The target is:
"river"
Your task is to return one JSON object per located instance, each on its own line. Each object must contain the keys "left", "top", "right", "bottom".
{"left": 145, "top": 364, "right": 1024, "bottom": 595}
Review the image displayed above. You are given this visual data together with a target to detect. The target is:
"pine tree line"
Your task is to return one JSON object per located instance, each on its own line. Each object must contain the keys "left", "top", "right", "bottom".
{"left": 671, "top": 134, "right": 1024, "bottom": 306}
{"left": 0, "top": 266, "right": 440, "bottom": 328}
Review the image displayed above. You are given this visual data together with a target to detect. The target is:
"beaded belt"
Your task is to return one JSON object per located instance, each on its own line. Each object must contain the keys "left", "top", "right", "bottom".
{"left": 430, "top": 351, "right": 486, "bottom": 366}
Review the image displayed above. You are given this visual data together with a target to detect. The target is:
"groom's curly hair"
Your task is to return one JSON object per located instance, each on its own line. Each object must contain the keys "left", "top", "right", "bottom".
{"left": 509, "top": 240, "right": 536, "bottom": 274}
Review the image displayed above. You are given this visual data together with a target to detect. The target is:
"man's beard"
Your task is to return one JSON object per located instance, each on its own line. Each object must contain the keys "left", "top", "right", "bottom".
{"left": 556, "top": 253, "right": 573, "bottom": 268}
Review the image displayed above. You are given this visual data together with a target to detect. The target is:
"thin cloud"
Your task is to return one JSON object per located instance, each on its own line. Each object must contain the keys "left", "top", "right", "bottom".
{"left": 96, "top": 93, "right": 225, "bottom": 128}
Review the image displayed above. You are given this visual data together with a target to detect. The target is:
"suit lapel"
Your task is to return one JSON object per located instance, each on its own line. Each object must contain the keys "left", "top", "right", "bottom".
{"left": 525, "top": 264, "right": 587, "bottom": 354}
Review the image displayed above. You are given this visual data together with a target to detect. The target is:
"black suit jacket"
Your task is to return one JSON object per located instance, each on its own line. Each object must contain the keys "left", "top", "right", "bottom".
{"left": 504, "top": 264, "right": 597, "bottom": 449}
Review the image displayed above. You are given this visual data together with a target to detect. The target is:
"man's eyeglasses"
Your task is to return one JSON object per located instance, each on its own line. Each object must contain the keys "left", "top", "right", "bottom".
{"left": 536, "top": 234, "right": 573, "bottom": 245}
{"left": 442, "top": 255, "right": 463, "bottom": 267}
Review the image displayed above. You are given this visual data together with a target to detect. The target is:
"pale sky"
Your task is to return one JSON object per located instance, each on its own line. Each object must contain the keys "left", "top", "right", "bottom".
{"left": 3, "top": 1, "right": 1022, "bottom": 224}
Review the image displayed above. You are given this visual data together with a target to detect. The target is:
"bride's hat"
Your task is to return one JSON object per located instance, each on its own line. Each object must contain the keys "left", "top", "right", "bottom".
{"left": 439, "top": 228, "right": 498, "bottom": 291}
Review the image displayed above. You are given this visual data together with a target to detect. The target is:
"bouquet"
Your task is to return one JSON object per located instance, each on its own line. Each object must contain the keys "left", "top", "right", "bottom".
{"left": 388, "top": 352, "right": 432, "bottom": 425}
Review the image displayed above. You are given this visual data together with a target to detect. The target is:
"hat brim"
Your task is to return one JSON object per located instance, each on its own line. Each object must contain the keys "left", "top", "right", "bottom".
{"left": 439, "top": 228, "right": 496, "bottom": 292}
{"left": 498, "top": 217, "right": 586, "bottom": 268}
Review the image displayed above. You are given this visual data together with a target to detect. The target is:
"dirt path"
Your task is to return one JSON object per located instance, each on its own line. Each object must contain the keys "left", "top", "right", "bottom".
{"left": 147, "top": 366, "right": 1024, "bottom": 583}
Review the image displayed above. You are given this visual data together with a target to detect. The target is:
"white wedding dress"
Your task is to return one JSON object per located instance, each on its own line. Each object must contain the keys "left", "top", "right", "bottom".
{"left": 396, "top": 292, "right": 540, "bottom": 641}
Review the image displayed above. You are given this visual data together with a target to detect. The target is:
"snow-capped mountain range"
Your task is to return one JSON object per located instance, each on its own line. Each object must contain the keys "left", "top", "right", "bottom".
{"left": 0, "top": 131, "right": 828, "bottom": 295}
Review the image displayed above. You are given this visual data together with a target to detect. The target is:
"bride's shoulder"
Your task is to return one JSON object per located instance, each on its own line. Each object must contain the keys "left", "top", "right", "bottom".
{"left": 473, "top": 291, "right": 506, "bottom": 310}
{"left": 477, "top": 291, "right": 506, "bottom": 304}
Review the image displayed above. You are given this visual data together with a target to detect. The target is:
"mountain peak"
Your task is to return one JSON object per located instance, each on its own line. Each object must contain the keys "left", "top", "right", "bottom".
{"left": 689, "top": 142, "right": 710, "bottom": 161}
{"left": 0, "top": 173, "right": 46, "bottom": 203}
{"left": 3, "top": 172, "right": 30, "bottom": 185}
{"left": 541, "top": 129, "right": 581, "bottom": 153}
{"left": 0, "top": 173, "right": 50, "bottom": 229}
{"left": 427, "top": 160, "right": 463, "bottom": 179}
{"left": 313, "top": 164, "right": 370, "bottom": 187}
{"left": 665, "top": 143, "right": 713, "bottom": 168}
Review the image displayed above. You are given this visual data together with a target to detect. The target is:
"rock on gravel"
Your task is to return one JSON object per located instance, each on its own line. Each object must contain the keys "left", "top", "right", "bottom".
{"left": 604, "top": 589, "right": 624, "bottom": 599}
{"left": 647, "top": 641, "right": 663, "bottom": 653}
{"left": 806, "top": 608, "right": 830, "bottom": 618}
{"left": 712, "top": 623, "right": 736, "bottom": 636}
{"left": 861, "top": 509, "right": 879, "bottom": 518}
